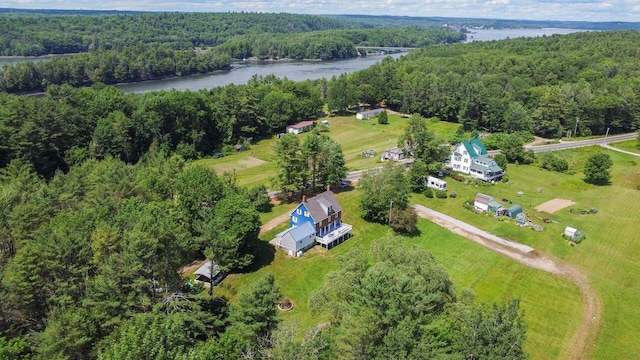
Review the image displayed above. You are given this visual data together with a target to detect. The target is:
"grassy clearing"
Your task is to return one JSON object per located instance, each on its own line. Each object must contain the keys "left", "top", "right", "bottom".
{"left": 609, "top": 139, "right": 640, "bottom": 155}
{"left": 215, "top": 189, "right": 582, "bottom": 359}
{"left": 196, "top": 117, "right": 640, "bottom": 359}
{"left": 418, "top": 147, "right": 640, "bottom": 359}
{"left": 193, "top": 114, "right": 460, "bottom": 187}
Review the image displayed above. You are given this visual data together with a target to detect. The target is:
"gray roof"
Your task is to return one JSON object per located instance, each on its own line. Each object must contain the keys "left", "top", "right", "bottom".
{"left": 194, "top": 261, "right": 220, "bottom": 279}
{"left": 386, "top": 147, "right": 404, "bottom": 155}
{"left": 305, "top": 190, "right": 342, "bottom": 224}
{"left": 287, "top": 120, "right": 314, "bottom": 129}
{"left": 278, "top": 222, "right": 315, "bottom": 242}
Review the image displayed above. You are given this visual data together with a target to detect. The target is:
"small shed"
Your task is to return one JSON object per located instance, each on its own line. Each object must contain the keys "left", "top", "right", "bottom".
{"left": 474, "top": 193, "right": 501, "bottom": 213}
{"left": 564, "top": 226, "right": 585, "bottom": 241}
{"left": 193, "top": 261, "right": 226, "bottom": 287}
{"left": 425, "top": 176, "right": 447, "bottom": 191}
{"left": 505, "top": 204, "right": 523, "bottom": 218}
{"left": 515, "top": 212, "right": 527, "bottom": 225}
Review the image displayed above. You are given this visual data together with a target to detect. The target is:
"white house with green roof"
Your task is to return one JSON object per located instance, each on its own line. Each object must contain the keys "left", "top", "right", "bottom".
{"left": 469, "top": 155, "right": 504, "bottom": 182}
{"left": 450, "top": 138, "right": 504, "bottom": 181}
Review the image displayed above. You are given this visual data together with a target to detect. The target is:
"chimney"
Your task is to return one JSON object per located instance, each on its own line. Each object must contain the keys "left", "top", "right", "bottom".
{"left": 302, "top": 195, "right": 306, "bottom": 203}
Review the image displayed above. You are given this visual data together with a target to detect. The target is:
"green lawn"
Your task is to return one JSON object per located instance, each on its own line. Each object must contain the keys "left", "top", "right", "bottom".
{"left": 609, "top": 139, "right": 640, "bottom": 155}
{"left": 193, "top": 114, "right": 461, "bottom": 187}
{"left": 215, "top": 190, "right": 583, "bottom": 360}
{"left": 417, "top": 147, "right": 640, "bottom": 359}
{"left": 197, "top": 118, "right": 640, "bottom": 359}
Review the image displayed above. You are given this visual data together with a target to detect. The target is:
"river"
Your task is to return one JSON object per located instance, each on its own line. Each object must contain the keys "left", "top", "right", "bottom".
{"left": 116, "top": 54, "right": 405, "bottom": 94}
{"left": 0, "top": 27, "right": 587, "bottom": 94}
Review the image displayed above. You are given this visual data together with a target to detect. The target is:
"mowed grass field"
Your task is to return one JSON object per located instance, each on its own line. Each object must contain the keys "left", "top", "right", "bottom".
{"left": 215, "top": 189, "right": 583, "bottom": 359}
{"left": 193, "top": 114, "right": 460, "bottom": 187}
{"left": 609, "top": 139, "right": 640, "bottom": 155}
{"left": 416, "top": 146, "right": 640, "bottom": 359}
{"left": 195, "top": 115, "right": 640, "bottom": 359}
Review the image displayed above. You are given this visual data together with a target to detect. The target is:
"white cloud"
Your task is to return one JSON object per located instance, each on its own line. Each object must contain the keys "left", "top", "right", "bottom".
{"left": 1, "top": 0, "right": 638, "bottom": 21}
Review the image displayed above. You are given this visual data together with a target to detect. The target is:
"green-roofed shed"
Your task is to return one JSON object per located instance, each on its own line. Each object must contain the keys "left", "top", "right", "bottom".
{"left": 505, "top": 204, "right": 523, "bottom": 218}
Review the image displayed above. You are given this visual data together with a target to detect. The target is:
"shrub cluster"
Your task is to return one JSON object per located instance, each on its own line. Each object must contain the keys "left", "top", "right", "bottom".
{"left": 539, "top": 153, "right": 569, "bottom": 172}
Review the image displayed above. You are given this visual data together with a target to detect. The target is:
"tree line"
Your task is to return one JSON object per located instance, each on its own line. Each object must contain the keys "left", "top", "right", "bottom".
{"left": 0, "top": 45, "right": 231, "bottom": 93}
{"left": 336, "top": 30, "right": 640, "bottom": 137}
{"left": 0, "top": 12, "right": 354, "bottom": 56}
{"left": 216, "top": 28, "right": 464, "bottom": 60}
{"left": 0, "top": 75, "right": 323, "bottom": 178}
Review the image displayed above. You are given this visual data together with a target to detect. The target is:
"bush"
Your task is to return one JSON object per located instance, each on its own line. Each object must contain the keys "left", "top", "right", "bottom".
{"left": 501, "top": 175, "right": 510, "bottom": 183}
{"left": 435, "top": 190, "right": 447, "bottom": 199}
{"left": 423, "top": 188, "right": 434, "bottom": 198}
{"left": 539, "top": 153, "right": 568, "bottom": 172}
{"left": 377, "top": 110, "right": 389, "bottom": 124}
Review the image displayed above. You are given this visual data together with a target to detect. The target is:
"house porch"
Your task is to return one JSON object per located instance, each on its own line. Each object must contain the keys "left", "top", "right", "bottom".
{"left": 316, "top": 223, "right": 352, "bottom": 249}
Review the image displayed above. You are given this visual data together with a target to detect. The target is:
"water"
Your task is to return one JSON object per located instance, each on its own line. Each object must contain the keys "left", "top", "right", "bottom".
{"left": 116, "top": 54, "right": 404, "bottom": 94}
{"left": 463, "top": 27, "right": 588, "bottom": 43}
{"left": 0, "top": 27, "right": 588, "bottom": 94}
{"left": 0, "top": 56, "right": 53, "bottom": 67}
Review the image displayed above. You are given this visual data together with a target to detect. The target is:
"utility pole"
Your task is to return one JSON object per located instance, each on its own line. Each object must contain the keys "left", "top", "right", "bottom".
{"left": 574, "top": 117, "right": 579, "bottom": 139}
{"left": 603, "top": 127, "right": 610, "bottom": 147}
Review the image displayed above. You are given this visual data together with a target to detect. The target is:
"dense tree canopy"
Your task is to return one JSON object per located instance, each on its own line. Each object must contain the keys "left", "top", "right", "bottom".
{"left": 347, "top": 30, "right": 640, "bottom": 137}
{"left": 310, "top": 238, "right": 527, "bottom": 359}
{"left": 359, "top": 163, "right": 411, "bottom": 224}
{"left": 583, "top": 153, "right": 614, "bottom": 184}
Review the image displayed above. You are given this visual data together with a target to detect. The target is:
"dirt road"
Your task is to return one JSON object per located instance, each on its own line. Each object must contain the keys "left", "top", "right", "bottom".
{"left": 259, "top": 211, "right": 290, "bottom": 236}
{"left": 414, "top": 205, "right": 601, "bottom": 360}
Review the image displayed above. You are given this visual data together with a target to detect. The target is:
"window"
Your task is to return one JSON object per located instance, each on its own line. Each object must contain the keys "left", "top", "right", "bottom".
{"left": 464, "top": 158, "right": 468, "bottom": 163}
{"left": 297, "top": 209, "right": 302, "bottom": 215}
{"left": 292, "top": 216, "right": 297, "bottom": 223}
{"left": 304, "top": 211, "right": 309, "bottom": 217}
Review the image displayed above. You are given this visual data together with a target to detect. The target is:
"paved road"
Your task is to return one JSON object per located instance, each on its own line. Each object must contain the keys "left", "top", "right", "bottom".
{"left": 524, "top": 132, "right": 637, "bottom": 153}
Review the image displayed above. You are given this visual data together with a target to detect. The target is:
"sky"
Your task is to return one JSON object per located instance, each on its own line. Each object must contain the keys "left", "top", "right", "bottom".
{"left": 1, "top": 0, "right": 639, "bottom": 22}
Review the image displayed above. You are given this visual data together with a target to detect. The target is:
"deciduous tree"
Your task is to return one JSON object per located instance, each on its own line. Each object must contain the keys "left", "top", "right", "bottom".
{"left": 584, "top": 153, "right": 613, "bottom": 184}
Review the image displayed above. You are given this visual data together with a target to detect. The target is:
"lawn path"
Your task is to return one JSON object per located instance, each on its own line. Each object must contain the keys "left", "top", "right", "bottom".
{"left": 260, "top": 211, "right": 290, "bottom": 236}
{"left": 604, "top": 144, "right": 640, "bottom": 157}
{"left": 414, "top": 204, "right": 601, "bottom": 360}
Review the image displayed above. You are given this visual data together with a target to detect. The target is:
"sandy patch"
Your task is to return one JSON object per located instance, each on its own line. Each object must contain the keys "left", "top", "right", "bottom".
{"left": 535, "top": 198, "right": 576, "bottom": 213}
{"left": 238, "top": 156, "right": 267, "bottom": 168}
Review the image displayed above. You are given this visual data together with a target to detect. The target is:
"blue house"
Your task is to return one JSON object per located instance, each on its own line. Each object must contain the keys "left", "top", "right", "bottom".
{"left": 277, "top": 190, "right": 353, "bottom": 255}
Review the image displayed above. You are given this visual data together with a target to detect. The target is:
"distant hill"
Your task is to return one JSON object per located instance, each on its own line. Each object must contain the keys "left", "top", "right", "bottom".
{"left": 325, "top": 14, "right": 640, "bottom": 30}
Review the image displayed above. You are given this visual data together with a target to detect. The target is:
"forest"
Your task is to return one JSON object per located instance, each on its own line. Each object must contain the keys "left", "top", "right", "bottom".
{"left": 1, "top": 31, "right": 638, "bottom": 179}
{"left": 0, "top": 11, "right": 463, "bottom": 93}
{"left": 339, "top": 30, "right": 640, "bottom": 138}
{"left": 1, "top": 14, "right": 640, "bottom": 357}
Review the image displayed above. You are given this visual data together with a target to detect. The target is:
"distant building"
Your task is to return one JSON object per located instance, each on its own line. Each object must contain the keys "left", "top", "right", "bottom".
{"left": 381, "top": 147, "right": 406, "bottom": 162}
{"left": 356, "top": 108, "right": 385, "bottom": 120}
{"left": 286, "top": 120, "right": 315, "bottom": 134}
